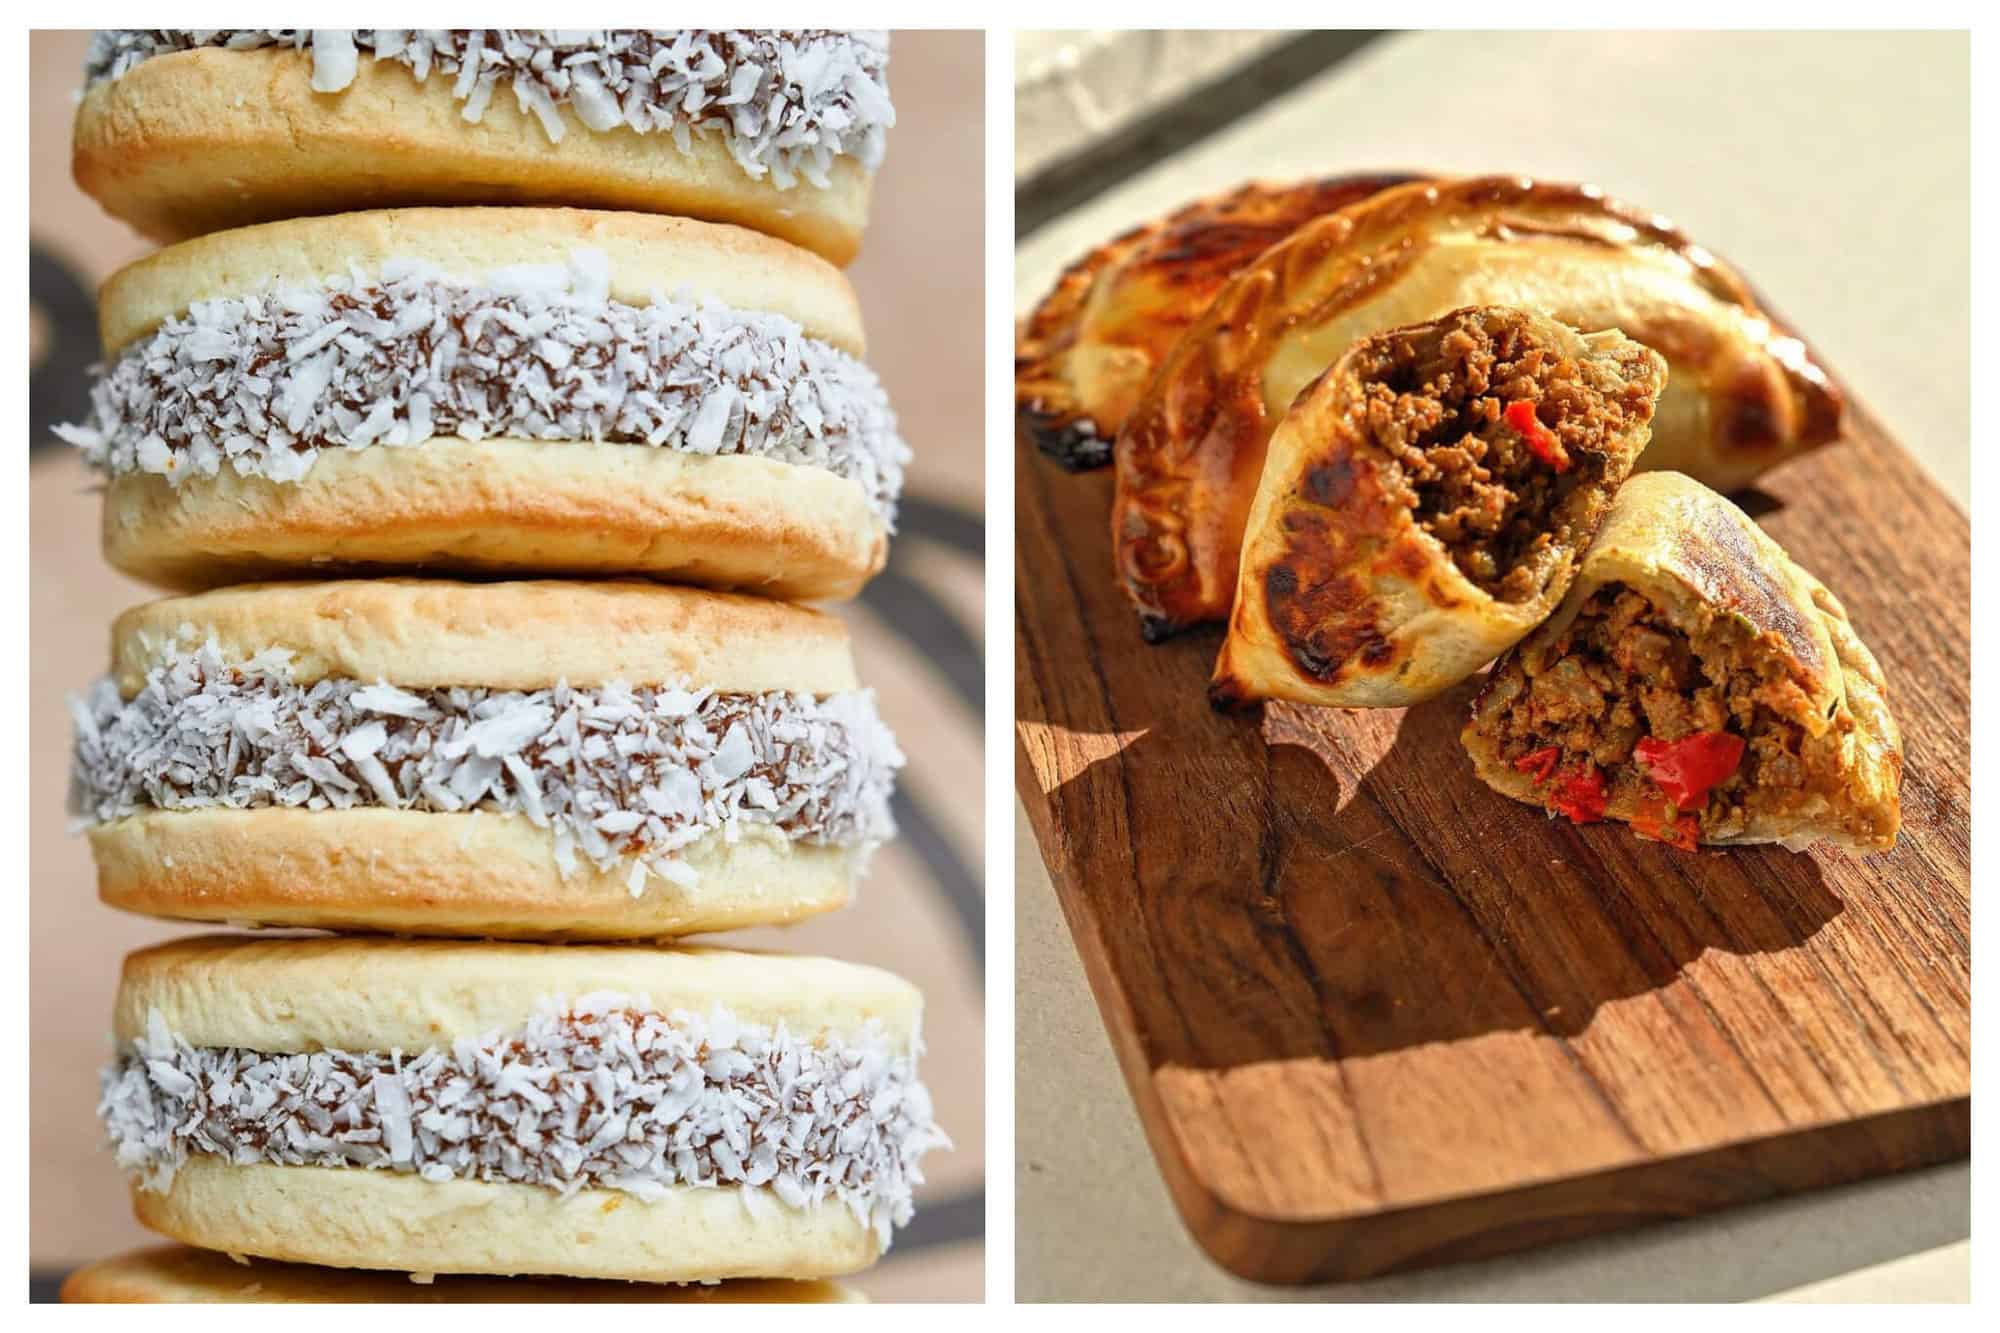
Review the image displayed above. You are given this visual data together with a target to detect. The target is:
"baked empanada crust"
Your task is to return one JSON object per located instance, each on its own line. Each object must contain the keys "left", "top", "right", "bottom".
{"left": 1014, "top": 174, "right": 1420, "bottom": 469}
{"left": 1462, "top": 472, "right": 1901, "bottom": 852}
{"left": 1114, "top": 176, "right": 1844, "bottom": 638}
{"left": 1212, "top": 306, "right": 1665, "bottom": 709}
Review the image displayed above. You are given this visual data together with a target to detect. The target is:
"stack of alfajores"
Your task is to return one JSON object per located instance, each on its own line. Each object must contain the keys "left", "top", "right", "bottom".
{"left": 59, "top": 29, "right": 944, "bottom": 1303}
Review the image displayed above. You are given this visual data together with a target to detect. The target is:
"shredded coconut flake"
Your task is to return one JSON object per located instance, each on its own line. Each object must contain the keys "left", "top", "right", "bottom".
{"left": 57, "top": 254, "right": 907, "bottom": 525}
{"left": 69, "top": 641, "right": 903, "bottom": 888}
{"left": 100, "top": 998, "right": 947, "bottom": 1249}
{"left": 83, "top": 30, "right": 894, "bottom": 187}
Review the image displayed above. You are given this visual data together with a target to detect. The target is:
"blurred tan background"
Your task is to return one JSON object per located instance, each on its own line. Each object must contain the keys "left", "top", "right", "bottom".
{"left": 29, "top": 29, "right": 985, "bottom": 1302}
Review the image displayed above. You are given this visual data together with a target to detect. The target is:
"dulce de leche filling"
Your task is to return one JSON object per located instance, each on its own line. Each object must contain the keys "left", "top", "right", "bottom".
{"left": 56, "top": 253, "right": 908, "bottom": 524}
{"left": 69, "top": 641, "right": 903, "bottom": 893}
{"left": 101, "top": 997, "right": 946, "bottom": 1247}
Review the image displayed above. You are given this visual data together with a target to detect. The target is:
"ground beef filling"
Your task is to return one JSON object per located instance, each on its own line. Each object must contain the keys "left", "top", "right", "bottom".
{"left": 1493, "top": 583, "right": 1850, "bottom": 844}
{"left": 1355, "top": 313, "right": 1627, "bottom": 602}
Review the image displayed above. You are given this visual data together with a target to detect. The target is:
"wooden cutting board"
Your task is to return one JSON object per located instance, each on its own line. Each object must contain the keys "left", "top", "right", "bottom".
{"left": 1014, "top": 398, "right": 1969, "bottom": 1285}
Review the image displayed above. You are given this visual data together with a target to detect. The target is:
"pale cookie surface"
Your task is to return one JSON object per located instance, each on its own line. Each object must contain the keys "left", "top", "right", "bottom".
{"left": 109, "top": 579, "right": 860, "bottom": 694}
{"left": 88, "top": 811, "right": 861, "bottom": 940}
{"left": 97, "top": 442, "right": 888, "bottom": 599}
{"left": 73, "top": 34, "right": 889, "bottom": 263}
{"left": 112, "top": 934, "right": 925, "bottom": 1047}
{"left": 84, "top": 32, "right": 893, "bottom": 187}
{"left": 126, "top": 1160, "right": 886, "bottom": 1283}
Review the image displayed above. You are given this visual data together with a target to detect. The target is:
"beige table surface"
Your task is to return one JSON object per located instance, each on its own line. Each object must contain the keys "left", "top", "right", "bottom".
{"left": 1013, "top": 29, "right": 1969, "bottom": 1302}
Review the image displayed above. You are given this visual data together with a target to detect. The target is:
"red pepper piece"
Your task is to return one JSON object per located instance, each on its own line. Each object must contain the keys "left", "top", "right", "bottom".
{"left": 1549, "top": 763, "right": 1607, "bottom": 824}
{"left": 1633, "top": 806, "right": 1702, "bottom": 853}
{"left": 1505, "top": 399, "right": 1570, "bottom": 472}
{"left": 1633, "top": 731, "right": 1746, "bottom": 809}
{"left": 1513, "top": 745, "right": 1561, "bottom": 783}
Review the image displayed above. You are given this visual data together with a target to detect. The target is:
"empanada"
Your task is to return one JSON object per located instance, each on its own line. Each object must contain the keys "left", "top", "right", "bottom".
{"left": 1015, "top": 173, "right": 1419, "bottom": 469}
{"left": 1462, "top": 472, "right": 1901, "bottom": 853}
{"left": 1115, "top": 176, "right": 1844, "bottom": 639}
{"left": 1211, "top": 306, "right": 1665, "bottom": 709}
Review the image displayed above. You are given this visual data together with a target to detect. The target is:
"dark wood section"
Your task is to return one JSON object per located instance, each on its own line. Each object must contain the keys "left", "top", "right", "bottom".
{"left": 1014, "top": 399, "right": 1969, "bottom": 1284}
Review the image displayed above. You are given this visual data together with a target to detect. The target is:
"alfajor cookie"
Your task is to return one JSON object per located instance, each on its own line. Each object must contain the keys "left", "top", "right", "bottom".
{"left": 69, "top": 579, "right": 902, "bottom": 939}
{"left": 74, "top": 30, "right": 891, "bottom": 265}
{"left": 55, "top": 207, "right": 906, "bottom": 598}
{"left": 62, "top": 1244, "right": 865, "bottom": 1303}
{"left": 99, "top": 936, "right": 946, "bottom": 1282}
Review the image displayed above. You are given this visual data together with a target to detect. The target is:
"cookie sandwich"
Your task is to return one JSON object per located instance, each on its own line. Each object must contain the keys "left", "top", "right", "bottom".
{"left": 99, "top": 936, "right": 946, "bottom": 1282}
{"left": 73, "top": 30, "right": 893, "bottom": 264}
{"left": 70, "top": 579, "right": 903, "bottom": 938}
{"left": 56, "top": 208, "right": 906, "bottom": 599}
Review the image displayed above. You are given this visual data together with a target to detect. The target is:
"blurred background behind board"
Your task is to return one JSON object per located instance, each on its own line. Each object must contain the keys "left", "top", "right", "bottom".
{"left": 29, "top": 29, "right": 985, "bottom": 1302}
{"left": 1014, "top": 28, "right": 1968, "bottom": 1303}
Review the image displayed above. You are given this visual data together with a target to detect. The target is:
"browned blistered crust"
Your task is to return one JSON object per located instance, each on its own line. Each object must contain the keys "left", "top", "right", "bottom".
{"left": 1210, "top": 306, "right": 1664, "bottom": 710}
{"left": 1114, "top": 175, "right": 1846, "bottom": 640}
{"left": 1281, "top": 310, "right": 1649, "bottom": 680}
{"left": 1014, "top": 174, "right": 1419, "bottom": 470}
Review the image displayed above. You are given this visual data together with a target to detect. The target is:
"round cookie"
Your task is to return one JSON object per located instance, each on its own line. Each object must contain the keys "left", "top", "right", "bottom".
{"left": 72, "top": 31, "right": 889, "bottom": 265}
{"left": 98, "top": 936, "right": 943, "bottom": 1283}
{"left": 62, "top": 1245, "right": 865, "bottom": 1303}
{"left": 57, "top": 208, "right": 905, "bottom": 599}
{"left": 71, "top": 579, "right": 904, "bottom": 938}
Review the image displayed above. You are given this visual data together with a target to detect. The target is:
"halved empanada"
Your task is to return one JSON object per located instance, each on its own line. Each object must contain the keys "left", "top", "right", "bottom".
{"left": 1462, "top": 471, "right": 1901, "bottom": 853}
{"left": 1211, "top": 306, "right": 1665, "bottom": 709}
{"left": 1015, "top": 174, "right": 1419, "bottom": 469}
{"left": 1115, "top": 176, "right": 1844, "bottom": 639}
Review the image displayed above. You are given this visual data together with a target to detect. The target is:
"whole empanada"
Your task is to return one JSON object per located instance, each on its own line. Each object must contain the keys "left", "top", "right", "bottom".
{"left": 1462, "top": 471, "right": 1901, "bottom": 853}
{"left": 1115, "top": 176, "right": 1844, "bottom": 639}
{"left": 1015, "top": 173, "right": 1419, "bottom": 469}
{"left": 1211, "top": 305, "right": 1666, "bottom": 709}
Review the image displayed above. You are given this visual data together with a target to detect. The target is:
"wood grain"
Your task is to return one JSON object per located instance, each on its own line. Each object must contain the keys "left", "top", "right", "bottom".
{"left": 1014, "top": 400, "right": 1969, "bottom": 1284}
